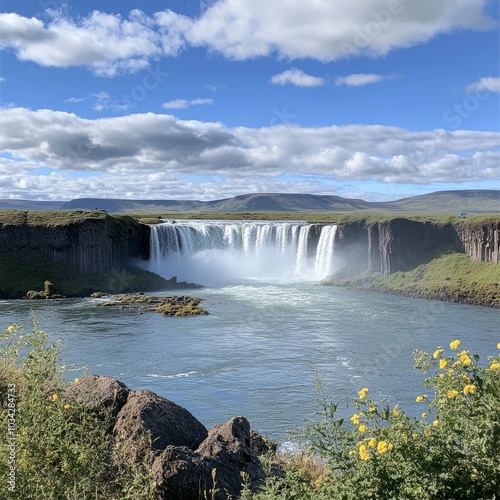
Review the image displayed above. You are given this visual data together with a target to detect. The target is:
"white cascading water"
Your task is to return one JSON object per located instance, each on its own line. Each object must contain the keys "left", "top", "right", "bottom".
{"left": 149, "top": 221, "right": 337, "bottom": 285}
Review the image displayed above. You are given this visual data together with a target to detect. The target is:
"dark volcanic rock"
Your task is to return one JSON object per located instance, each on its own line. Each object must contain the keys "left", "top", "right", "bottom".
{"left": 197, "top": 417, "right": 266, "bottom": 494}
{"left": 152, "top": 417, "right": 265, "bottom": 500}
{"left": 152, "top": 446, "right": 216, "bottom": 500}
{"left": 113, "top": 390, "right": 208, "bottom": 464}
{"left": 64, "top": 375, "right": 129, "bottom": 424}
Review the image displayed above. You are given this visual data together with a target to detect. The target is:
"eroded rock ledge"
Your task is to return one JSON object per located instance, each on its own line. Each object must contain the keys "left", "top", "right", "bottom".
{"left": 65, "top": 375, "right": 275, "bottom": 499}
{"left": 95, "top": 293, "right": 209, "bottom": 317}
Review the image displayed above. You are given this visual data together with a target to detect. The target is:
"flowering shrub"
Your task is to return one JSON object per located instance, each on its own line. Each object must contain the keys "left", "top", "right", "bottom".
{"left": 0, "top": 323, "right": 154, "bottom": 499}
{"left": 251, "top": 340, "right": 500, "bottom": 499}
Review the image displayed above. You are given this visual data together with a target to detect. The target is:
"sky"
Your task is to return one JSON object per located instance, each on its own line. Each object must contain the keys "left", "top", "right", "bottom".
{"left": 0, "top": 0, "right": 499, "bottom": 202}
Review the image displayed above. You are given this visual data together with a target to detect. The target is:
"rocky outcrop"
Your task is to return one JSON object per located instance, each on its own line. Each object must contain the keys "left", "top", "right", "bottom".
{"left": 153, "top": 417, "right": 266, "bottom": 499}
{"left": 66, "top": 375, "right": 268, "bottom": 499}
{"left": 65, "top": 375, "right": 130, "bottom": 431}
{"left": 114, "top": 390, "right": 209, "bottom": 465}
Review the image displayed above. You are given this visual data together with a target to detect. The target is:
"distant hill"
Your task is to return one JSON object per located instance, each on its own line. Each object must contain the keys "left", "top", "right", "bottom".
{"left": 387, "top": 190, "right": 500, "bottom": 212}
{"left": 60, "top": 198, "right": 206, "bottom": 213}
{"left": 0, "top": 199, "right": 63, "bottom": 210}
{"left": 2, "top": 190, "right": 499, "bottom": 213}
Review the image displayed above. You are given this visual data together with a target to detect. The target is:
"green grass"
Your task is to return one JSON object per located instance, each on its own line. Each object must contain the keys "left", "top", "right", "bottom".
{"left": 0, "top": 210, "right": 108, "bottom": 227}
{"left": 131, "top": 211, "right": 500, "bottom": 225}
{"left": 332, "top": 252, "right": 500, "bottom": 308}
{"left": 0, "top": 210, "right": 143, "bottom": 243}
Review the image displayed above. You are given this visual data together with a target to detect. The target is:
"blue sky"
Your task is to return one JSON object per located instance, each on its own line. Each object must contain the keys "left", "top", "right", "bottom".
{"left": 0, "top": 0, "right": 499, "bottom": 202}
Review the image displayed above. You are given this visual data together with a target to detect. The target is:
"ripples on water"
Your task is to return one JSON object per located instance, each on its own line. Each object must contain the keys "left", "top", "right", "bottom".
{"left": 0, "top": 281, "right": 498, "bottom": 442}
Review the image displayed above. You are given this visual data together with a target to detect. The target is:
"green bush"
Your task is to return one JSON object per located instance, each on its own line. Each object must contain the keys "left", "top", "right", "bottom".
{"left": 251, "top": 341, "right": 500, "bottom": 499}
{"left": 0, "top": 323, "right": 155, "bottom": 499}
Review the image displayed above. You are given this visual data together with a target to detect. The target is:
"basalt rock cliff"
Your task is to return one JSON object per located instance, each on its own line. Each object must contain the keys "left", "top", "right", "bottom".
{"left": 0, "top": 210, "right": 157, "bottom": 298}
{"left": 0, "top": 211, "right": 149, "bottom": 275}
{"left": 325, "top": 218, "right": 499, "bottom": 278}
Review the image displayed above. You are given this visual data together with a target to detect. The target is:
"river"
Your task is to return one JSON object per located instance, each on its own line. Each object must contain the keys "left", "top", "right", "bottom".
{"left": 1, "top": 280, "right": 497, "bottom": 442}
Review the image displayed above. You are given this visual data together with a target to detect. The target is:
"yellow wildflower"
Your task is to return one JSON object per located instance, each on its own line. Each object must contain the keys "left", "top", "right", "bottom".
{"left": 439, "top": 374, "right": 445, "bottom": 379}
{"left": 358, "top": 387, "right": 368, "bottom": 400}
{"left": 424, "top": 428, "right": 432, "bottom": 437}
{"left": 447, "top": 389, "right": 459, "bottom": 399}
{"left": 377, "top": 441, "right": 393, "bottom": 455}
{"left": 450, "top": 340, "right": 461, "bottom": 350}
{"left": 74, "top": 378, "right": 80, "bottom": 384}
{"left": 63, "top": 404, "right": 71, "bottom": 410}
{"left": 369, "top": 406, "right": 376, "bottom": 413}
{"left": 462, "top": 375, "right": 470, "bottom": 383}
{"left": 7, "top": 325, "right": 15, "bottom": 332}
{"left": 359, "top": 444, "right": 371, "bottom": 461}
{"left": 458, "top": 351, "right": 471, "bottom": 366}
{"left": 416, "top": 395, "right": 427, "bottom": 403}
{"left": 358, "top": 425, "right": 367, "bottom": 433}
{"left": 433, "top": 348, "right": 444, "bottom": 359}
{"left": 463, "top": 384, "right": 476, "bottom": 395}
{"left": 439, "top": 359, "right": 448, "bottom": 369}
{"left": 489, "top": 362, "right": 500, "bottom": 370}
{"left": 448, "top": 368, "right": 454, "bottom": 377}
{"left": 393, "top": 406, "right": 400, "bottom": 417}
{"left": 51, "top": 394, "right": 59, "bottom": 402}
{"left": 348, "top": 450, "right": 356, "bottom": 456}
{"left": 422, "top": 412, "right": 428, "bottom": 419}
{"left": 368, "top": 437, "right": 376, "bottom": 448}
{"left": 432, "top": 420, "right": 439, "bottom": 427}
{"left": 350, "top": 413, "right": 360, "bottom": 425}
{"left": 497, "top": 343, "right": 500, "bottom": 350}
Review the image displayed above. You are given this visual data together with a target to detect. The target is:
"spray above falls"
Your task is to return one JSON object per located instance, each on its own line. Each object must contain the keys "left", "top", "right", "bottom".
{"left": 149, "top": 221, "right": 337, "bottom": 285}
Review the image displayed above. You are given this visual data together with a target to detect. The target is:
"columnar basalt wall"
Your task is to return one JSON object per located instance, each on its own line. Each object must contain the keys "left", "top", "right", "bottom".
{"left": 369, "top": 219, "right": 460, "bottom": 275}
{"left": 456, "top": 222, "right": 500, "bottom": 264}
{"left": 332, "top": 218, "right": 499, "bottom": 278}
{"left": 0, "top": 216, "right": 150, "bottom": 275}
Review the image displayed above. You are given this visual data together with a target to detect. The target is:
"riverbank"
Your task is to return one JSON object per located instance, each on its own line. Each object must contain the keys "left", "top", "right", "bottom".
{"left": 323, "top": 251, "right": 500, "bottom": 308}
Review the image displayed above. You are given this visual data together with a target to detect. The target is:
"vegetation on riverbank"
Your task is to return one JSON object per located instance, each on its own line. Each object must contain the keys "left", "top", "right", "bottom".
{"left": 0, "top": 323, "right": 155, "bottom": 499}
{"left": 248, "top": 340, "right": 500, "bottom": 499}
{"left": 325, "top": 251, "right": 500, "bottom": 308}
{"left": 2, "top": 323, "right": 499, "bottom": 499}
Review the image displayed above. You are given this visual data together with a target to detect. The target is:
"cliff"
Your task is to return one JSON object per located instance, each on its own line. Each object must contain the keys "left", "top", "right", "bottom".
{"left": 324, "top": 216, "right": 500, "bottom": 308}
{"left": 0, "top": 210, "right": 157, "bottom": 298}
{"left": 455, "top": 220, "right": 500, "bottom": 264}
{"left": 0, "top": 210, "right": 149, "bottom": 275}
{"left": 330, "top": 217, "right": 499, "bottom": 278}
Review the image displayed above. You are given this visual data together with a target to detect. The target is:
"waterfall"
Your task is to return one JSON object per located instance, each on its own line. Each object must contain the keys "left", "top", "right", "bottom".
{"left": 149, "top": 221, "right": 337, "bottom": 285}
{"left": 314, "top": 225, "right": 337, "bottom": 278}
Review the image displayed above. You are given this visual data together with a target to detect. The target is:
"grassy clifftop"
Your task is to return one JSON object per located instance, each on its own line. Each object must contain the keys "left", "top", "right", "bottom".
{"left": 132, "top": 211, "right": 500, "bottom": 225}
{"left": 0, "top": 209, "right": 108, "bottom": 227}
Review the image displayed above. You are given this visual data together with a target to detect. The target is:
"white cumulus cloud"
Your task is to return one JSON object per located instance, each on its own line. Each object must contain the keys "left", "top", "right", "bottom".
{"left": 466, "top": 76, "right": 500, "bottom": 94}
{"left": 0, "top": 2, "right": 495, "bottom": 75}
{"left": 0, "top": 108, "right": 498, "bottom": 201}
{"left": 270, "top": 68, "right": 325, "bottom": 87}
{"left": 183, "top": 0, "right": 495, "bottom": 60}
{"left": 335, "top": 73, "right": 399, "bottom": 87}
{"left": 162, "top": 98, "right": 215, "bottom": 109}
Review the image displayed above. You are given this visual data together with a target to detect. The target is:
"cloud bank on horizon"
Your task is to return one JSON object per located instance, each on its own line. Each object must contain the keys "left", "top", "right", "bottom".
{"left": 0, "top": 0, "right": 498, "bottom": 201}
